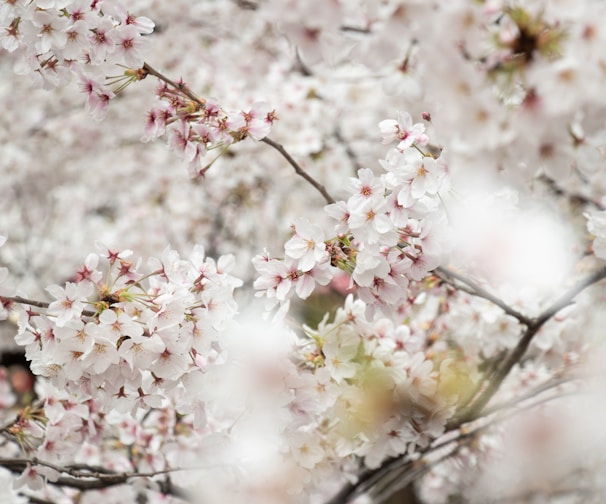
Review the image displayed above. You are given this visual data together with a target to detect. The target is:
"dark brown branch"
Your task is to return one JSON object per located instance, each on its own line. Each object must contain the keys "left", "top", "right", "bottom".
{"left": 0, "top": 457, "right": 191, "bottom": 500}
{"left": 340, "top": 25, "right": 371, "bottom": 34}
{"left": 19, "top": 495, "right": 55, "bottom": 504}
{"left": 538, "top": 173, "right": 605, "bottom": 211}
{"left": 325, "top": 265, "right": 606, "bottom": 503}
{"left": 326, "top": 378, "right": 579, "bottom": 504}
{"left": 452, "top": 265, "right": 606, "bottom": 425}
{"left": 3, "top": 296, "right": 50, "bottom": 311}
{"left": 232, "top": 0, "right": 258, "bottom": 9}
{"left": 261, "top": 137, "right": 336, "bottom": 204}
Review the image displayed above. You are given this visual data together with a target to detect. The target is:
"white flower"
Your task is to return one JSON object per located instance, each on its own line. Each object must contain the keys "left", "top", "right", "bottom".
{"left": 47, "top": 281, "right": 93, "bottom": 327}
{"left": 323, "top": 328, "right": 360, "bottom": 383}
{"left": 378, "top": 111, "right": 427, "bottom": 150}
{"left": 345, "top": 168, "right": 385, "bottom": 210}
{"left": 284, "top": 217, "right": 329, "bottom": 272}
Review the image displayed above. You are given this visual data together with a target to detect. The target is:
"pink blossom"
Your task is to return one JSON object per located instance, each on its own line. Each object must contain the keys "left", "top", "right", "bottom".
{"left": 378, "top": 111, "right": 428, "bottom": 150}
{"left": 284, "top": 217, "right": 329, "bottom": 272}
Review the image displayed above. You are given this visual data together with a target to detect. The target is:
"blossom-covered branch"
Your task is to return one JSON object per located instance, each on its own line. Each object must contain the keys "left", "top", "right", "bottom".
{"left": 454, "top": 265, "right": 606, "bottom": 425}
{"left": 0, "top": 456, "right": 190, "bottom": 498}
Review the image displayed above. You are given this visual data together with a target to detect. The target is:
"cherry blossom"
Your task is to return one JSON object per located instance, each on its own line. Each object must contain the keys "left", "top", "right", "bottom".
{"left": 2, "top": 1, "right": 606, "bottom": 504}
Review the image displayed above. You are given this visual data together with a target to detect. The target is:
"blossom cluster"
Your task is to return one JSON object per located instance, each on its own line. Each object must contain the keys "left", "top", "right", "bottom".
{"left": 0, "top": 1, "right": 277, "bottom": 178}
{"left": 3, "top": 0, "right": 606, "bottom": 503}
{"left": 12, "top": 244, "right": 242, "bottom": 426}
{"left": 253, "top": 112, "right": 448, "bottom": 317}
{"left": 1, "top": 0, "right": 154, "bottom": 113}
{"left": 291, "top": 296, "right": 457, "bottom": 474}
{"left": 142, "top": 84, "right": 276, "bottom": 177}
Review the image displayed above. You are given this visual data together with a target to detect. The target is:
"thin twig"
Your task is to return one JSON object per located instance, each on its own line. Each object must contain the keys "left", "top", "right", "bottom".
{"left": 18, "top": 494, "right": 55, "bottom": 504}
{"left": 2, "top": 296, "right": 96, "bottom": 317}
{"left": 261, "top": 137, "right": 336, "bottom": 205}
{"left": 334, "top": 127, "right": 362, "bottom": 175}
{"left": 141, "top": 64, "right": 336, "bottom": 205}
{"left": 435, "top": 267, "right": 531, "bottom": 325}
{"left": 3, "top": 296, "right": 49, "bottom": 311}
{"left": 142, "top": 63, "right": 206, "bottom": 107}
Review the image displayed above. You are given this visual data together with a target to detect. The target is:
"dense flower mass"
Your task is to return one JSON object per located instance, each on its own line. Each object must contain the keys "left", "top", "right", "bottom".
{"left": 2, "top": 1, "right": 606, "bottom": 504}
{"left": 253, "top": 120, "right": 448, "bottom": 317}
{"left": 15, "top": 245, "right": 242, "bottom": 416}
{"left": 1, "top": 0, "right": 154, "bottom": 93}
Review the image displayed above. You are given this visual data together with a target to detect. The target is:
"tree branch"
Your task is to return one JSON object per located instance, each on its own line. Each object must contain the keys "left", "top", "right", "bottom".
{"left": 141, "top": 63, "right": 206, "bottom": 107}
{"left": 1, "top": 296, "right": 96, "bottom": 317}
{"left": 261, "top": 137, "right": 336, "bottom": 205}
{"left": 325, "top": 377, "right": 579, "bottom": 504}
{"left": 0, "top": 457, "right": 192, "bottom": 500}
{"left": 140, "top": 64, "right": 337, "bottom": 205}
{"left": 326, "top": 265, "right": 606, "bottom": 503}
{"left": 435, "top": 267, "right": 531, "bottom": 325}
{"left": 453, "top": 265, "right": 606, "bottom": 424}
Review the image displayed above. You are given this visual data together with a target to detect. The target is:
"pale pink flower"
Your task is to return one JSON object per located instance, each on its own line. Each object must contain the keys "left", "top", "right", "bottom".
{"left": 62, "top": 20, "right": 89, "bottom": 60}
{"left": 407, "top": 157, "right": 445, "bottom": 199}
{"left": 110, "top": 25, "right": 146, "bottom": 68}
{"left": 118, "top": 332, "right": 165, "bottom": 371}
{"left": 106, "top": 5, "right": 155, "bottom": 34}
{"left": 152, "top": 339, "right": 190, "bottom": 379}
{"left": 348, "top": 199, "right": 398, "bottom": 246}
{"left": 14, "top": 465, "right": 59, "bottom": 491}
{"left": 88, "top": 17, "right": 116, "bottom": 63}
{"left": 345, "top": 168, "right": 385, "bottom": 210}
{"left": 296, "top": 260, "right": 334, "bottom": 299}
{"left": 79, "top": 75, "right": 115, "bottom": 120}
{"left": 253, "top": 253, "right": 295, "bottom": 307}
{"left": 324, "top": 200, "right": 350, "bottom": 235}
{"left": 53, "top": 321, "right": 95, "bottom": 380}
{"left": 378, "top": 111, "right": 428, "bottom": 150}
{"left": 75, "top": 253, "right": 103, "bottom": 284}
{"left": 0, "top": 17, "right": 21, "bottom": 52}
{"left": 27, "top": 10, "right": 69, "bottom": 53}
{"left": 242, "top": 101, "right": 275, "bottom": 140}
{"left": 403, "top": 352, "right": 436, "bottom": 402}
{"left": 167, "top": 120, "right": 200, "bottom": 163}
{"left": 352, "top": 247, "right": 390, "bottom": 288}
{"left": 323, "top": 330, "right": 360, "bottom": 383}
{"left": 93, "top": 309, "right": 144, "bottom": 343}
{"left": 284, "top": 217, "right": 329, "bottom": 272}
{"left": 142, "top": 105, "right": 170, "bottom": 142}
{"left": 47, "top": 281, "right": 93, "bottom": 327}
{"left": 66, "top": 0, "right": 96, "bottom": 24}
{"left": 287, "top": 430, "right": 325, "bottom": 469}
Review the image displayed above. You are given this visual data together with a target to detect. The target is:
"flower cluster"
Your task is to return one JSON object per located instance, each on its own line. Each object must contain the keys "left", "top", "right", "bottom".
{"left": 287, "top": 296, "right": 458, "bottom": 475}
{"left": 1, "top": 0, "right": 154, "bottom": 116}
{"left": 3, "top": 1, "right": 606, "bottom": 503}
{"left": 14, "top": 244, "right": 242, "bottom": 426}
{"left": 253, "top": 112, "right": 449, "bottom": 317}
{"left": 142, "top": 84, "right": 277, "bottom": 177}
